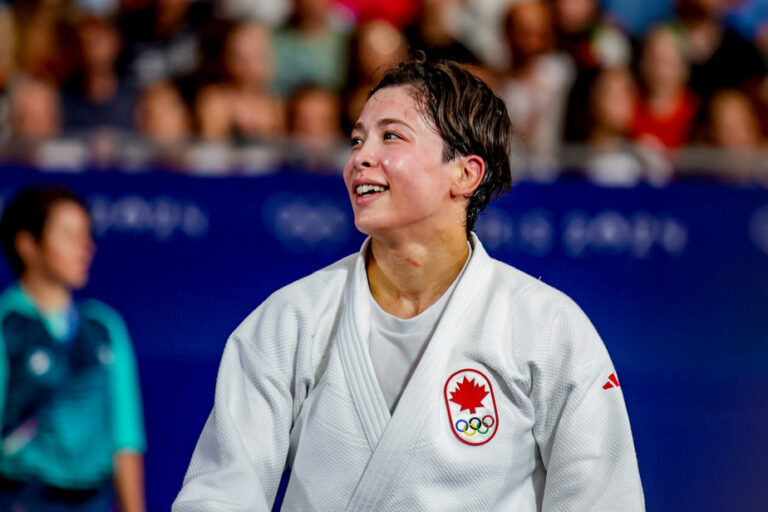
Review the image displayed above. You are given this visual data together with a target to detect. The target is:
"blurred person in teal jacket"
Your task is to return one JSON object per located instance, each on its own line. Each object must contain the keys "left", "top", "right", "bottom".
{"left": 0, "top": 186, "right": 146, "bottom": 512}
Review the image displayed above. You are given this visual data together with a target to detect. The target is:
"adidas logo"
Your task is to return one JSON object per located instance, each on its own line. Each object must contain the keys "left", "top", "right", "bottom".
{"left": 602, "top": 373, "right": 620, "bottom": 390}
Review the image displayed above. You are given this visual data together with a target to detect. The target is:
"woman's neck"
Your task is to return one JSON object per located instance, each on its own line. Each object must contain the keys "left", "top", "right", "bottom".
{"left": 19, "top": 273, "right": 71, "bottom": 312}
{"left": 367, "top": 232, "right": 469, "bottom": 319}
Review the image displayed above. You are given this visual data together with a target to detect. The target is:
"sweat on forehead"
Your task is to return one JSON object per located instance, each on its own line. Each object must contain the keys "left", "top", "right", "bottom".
{"left": 403, "top": 85, "right": 442, "bottom": 134}
{"left": 364, "top": 85, "right": 440, "bottom": 132}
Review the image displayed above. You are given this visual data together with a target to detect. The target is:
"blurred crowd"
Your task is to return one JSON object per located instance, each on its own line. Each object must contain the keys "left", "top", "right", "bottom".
{"left": 0, "top": 0, "right": 767, "bottom": 182}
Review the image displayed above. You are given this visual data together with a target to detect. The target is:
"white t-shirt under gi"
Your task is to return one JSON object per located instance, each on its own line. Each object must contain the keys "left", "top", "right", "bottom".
{"left": 368, "top": 245, "right": 471, "bottom": 412}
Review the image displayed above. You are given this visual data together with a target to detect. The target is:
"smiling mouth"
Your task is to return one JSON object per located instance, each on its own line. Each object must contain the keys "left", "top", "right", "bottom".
{"left": 355, "top": 184, "right": 388, "bottom": 196}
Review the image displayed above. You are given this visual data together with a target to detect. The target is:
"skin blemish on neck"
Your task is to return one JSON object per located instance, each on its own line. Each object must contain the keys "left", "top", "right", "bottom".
{"left": 394, "top": 251, "right": 421, "bottom": 267}
{"left": 405, "top": 257, "right": 421, "bottom": 267}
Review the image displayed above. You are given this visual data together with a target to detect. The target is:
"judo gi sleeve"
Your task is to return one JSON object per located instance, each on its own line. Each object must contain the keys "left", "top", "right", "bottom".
{"left": 534, "top": 306, "right": 645, "bottom": 512}
{"left": 173, "top": 299, "right": 298, "bottom": 512}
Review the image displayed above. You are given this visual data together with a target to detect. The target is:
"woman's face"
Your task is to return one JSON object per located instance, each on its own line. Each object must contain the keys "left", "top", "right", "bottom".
{"left": 710, "top": 92, "right": 761, "bottom": 150}
{"left": 356, "top": 21, "right": 407, "bottom": 82}
{"left": 640, "top": 28, "right": 687, "bottom": 93}
{"left": 592, "top": 68, "right": 636, "bottom": 133}
{"left": 226, "top": 24, "right": 273, "bottom": 88}
{"left": 554, "top": 0, "right": 596, "bottom": 34}
{"left": 343, "top": 86, "right": 460, "bottom": 239}
{"left": 77, "top": 19, "right": 121, "bottom": 71}
{"left": 27, "top": 201, "right": 94, "bottom": 290}
{"left": 137, "top": 85, "right": 190, "bottom": 143}
{"left": 507, "top": 2, "right": 554, "bottom": 59}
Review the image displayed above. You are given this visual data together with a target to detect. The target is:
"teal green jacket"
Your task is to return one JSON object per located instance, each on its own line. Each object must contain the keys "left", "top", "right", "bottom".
{"left": 0, "top": 284, "right": 146, "bottom": 489}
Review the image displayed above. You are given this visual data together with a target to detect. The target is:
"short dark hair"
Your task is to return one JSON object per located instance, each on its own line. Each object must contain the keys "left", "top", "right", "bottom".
{"left": 370, "top": 57, "right": 513, "bottom": 234}
{"left": 0, "top": 186, "right": 89, "bottom": 277}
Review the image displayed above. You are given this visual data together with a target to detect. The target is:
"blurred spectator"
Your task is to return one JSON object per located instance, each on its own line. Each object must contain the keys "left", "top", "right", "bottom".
{"left": 61, "top": 14, "right": 137, "bottom": 135}
{"left": 450, "top": 0, "right": 519, "bottom": 71}
{"left": 0, "top": 3, "right": 14, "bottom": 84}
{"left": 0, "top": 186, "right": 146, "bottom": 512}
{"left": 0, "top": 3, "right": 15, "bottom": 143}
{"left": 8, "top": 76, "right": 61, "bottom": 141}
{"left": 75, "top": 0, "right": 118, "bottom": 16}
{"left": 4, "top": 76, "right": 92, "bottom": 170}
{"left": 705, "top": 88, "right": 766, "bottom": 151}
{"left": 583, "top": 66, "right": 670, "bottom": 185}
{"left": 587, "top": 67, "right": 638, "bottom": 148}
{"left": 336, "top": 0, "right": 419, "bottom": 29}
{"left": 118, "top": 0, "right": 212, "bottom": 87}
{"left": 554, "top": 0, "right": 630, "bottom": 69}
{"left": 601, "top": 0, "right": 674, "bottom": 37}
{"left": 288, "top": 86, "right": 342, "bottom": 149}
{"left": 271, "top": 0, "right": 350, "bottom": 96}
{"left": 214, "top": 0, "right": 291, "bottom": 27}
{"left": 554, "top": 0, "right": 632, "bottom": 142}
{"left": 135, "top": 81, "right": 191, "bottom": 147}
{"left": 195, "top": 22, "right": 285, "bottom": 143}
{"left": 343, "top": 19, "right": 408, "bottom": 129}
{"left": 0, "top": 0, "right": 763, "bottom": 179}
{"left": 285, "top": 85, "right": 345, "bottom": 171}
{"left": 680, "top": 87, "right": 768, "bottom": 180}
{"left": 10, "top": 0, "right": 75, "bottom": 85}
{"left": 631, "top": 26, "right": 698, "bottom": 151}
{"left": 499, "top": 0, "right": 574, "bottom": 157}
{"left": 404, "top": 0, "right": 479, "bottom": 64}
{"left": 675, "top": 0, "right": 767, "bottom": 100}
{"left": 724, "top": 0, "right": 768, "bottom": 51}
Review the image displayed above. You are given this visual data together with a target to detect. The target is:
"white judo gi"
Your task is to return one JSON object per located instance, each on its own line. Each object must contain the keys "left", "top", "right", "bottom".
{"left": 173, "top": 235, "right": 645, "bottom": 511}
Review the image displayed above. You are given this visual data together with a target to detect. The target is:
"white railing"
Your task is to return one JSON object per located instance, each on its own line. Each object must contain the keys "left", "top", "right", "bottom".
{"left": 2, "top": 134, "right": 767, "bottom": 184}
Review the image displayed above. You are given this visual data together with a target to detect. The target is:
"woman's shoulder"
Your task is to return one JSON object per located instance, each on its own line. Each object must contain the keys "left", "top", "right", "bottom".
{"left": 238, "top": 252, "right": 358, "bottom": 329}
{"left": 228, "top": 253, "right": 358, "bottom": 364}
{"left": 77, "top": 299, "right": 131, "bottom": 341}
{"left": 271, "top": 252, "right": 357, "bottom": 304}
{"left": 491, "top": 258, "right": 608, "bottom": 366}
{"left": 487, "top": 256, "right": 590, "bottom": 326}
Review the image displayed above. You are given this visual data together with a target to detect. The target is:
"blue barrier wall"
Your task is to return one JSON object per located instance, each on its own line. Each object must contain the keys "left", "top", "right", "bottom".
{"left": 1, "top": 168, "right": 766, "bottom": 510}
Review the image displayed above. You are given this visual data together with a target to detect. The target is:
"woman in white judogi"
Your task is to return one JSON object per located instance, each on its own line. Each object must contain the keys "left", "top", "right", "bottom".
{"left": 173, "top": 58, "right": 645, "bottom": 511}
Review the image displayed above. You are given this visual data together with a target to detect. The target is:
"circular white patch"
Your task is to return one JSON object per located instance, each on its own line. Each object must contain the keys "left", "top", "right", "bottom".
{"left": 28, "top": 348, "right": 52, "bottom": 376}
{"left": 98, "top": 345, "right": 115, "bottom": 365}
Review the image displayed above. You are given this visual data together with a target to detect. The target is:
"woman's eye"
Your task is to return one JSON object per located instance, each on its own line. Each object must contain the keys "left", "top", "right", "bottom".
{"left": 350, "top": 136, "right": 363, "bottom": 147}
{"left": 383, "top": 132, "right": 401, "bottom": 141}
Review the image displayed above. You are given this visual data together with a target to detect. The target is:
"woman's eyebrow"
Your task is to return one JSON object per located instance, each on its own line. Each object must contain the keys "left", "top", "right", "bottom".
{"left": 377, "top": 118, "right": 414, "bottom": 131}
{"left": 352, "top": 118, "right": 414, "bottom": 134}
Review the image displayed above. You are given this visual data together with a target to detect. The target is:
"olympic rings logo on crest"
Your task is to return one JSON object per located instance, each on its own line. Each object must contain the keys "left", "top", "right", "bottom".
{"left": 454, "top": 415, "right": 495, "bottom": 436}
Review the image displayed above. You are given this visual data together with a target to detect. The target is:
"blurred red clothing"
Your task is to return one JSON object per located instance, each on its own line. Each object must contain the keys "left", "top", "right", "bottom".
{"left": 631, "top": 90, "right": 698, "bottom": 149}
{"left": 335, "top": 0, "right": 420, "bottom": 29}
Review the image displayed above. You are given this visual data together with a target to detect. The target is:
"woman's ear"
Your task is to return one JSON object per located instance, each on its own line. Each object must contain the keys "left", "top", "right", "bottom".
{"left": 15, "top": 231, "right": 38, "bottom": 269}
{"left": 451, "top": 155, "right": 485, "bottom": 198}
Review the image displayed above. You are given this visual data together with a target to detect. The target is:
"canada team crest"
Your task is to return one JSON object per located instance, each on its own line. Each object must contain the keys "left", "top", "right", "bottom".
{"left": 444, "top": 368, "right": 498, "bottom": 445}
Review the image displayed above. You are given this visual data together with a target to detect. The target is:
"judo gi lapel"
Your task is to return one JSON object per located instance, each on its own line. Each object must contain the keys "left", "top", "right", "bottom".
{"left": 344, "top": 234, "right": 492, "bottom": 511}
{"left": 336, "top": 239, "right": 391, "bottom": 450}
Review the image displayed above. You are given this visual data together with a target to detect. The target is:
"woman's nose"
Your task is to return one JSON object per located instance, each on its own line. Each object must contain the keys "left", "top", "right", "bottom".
{"left": 353, "top": 141, "right": 377, "bottom": 169}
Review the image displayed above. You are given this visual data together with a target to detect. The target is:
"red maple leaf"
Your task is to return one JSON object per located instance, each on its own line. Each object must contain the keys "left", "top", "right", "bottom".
{"left": 449, "top": 377, "right": 488, "bottom": 414}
